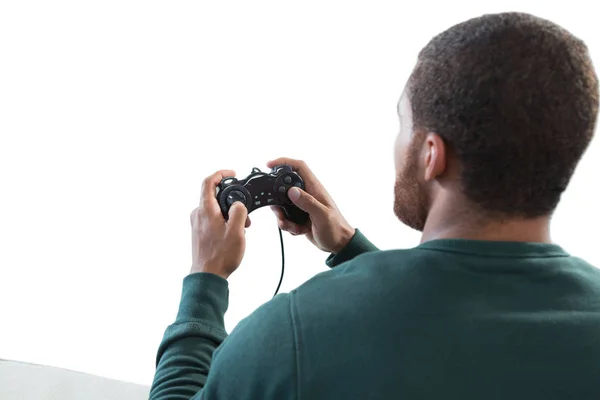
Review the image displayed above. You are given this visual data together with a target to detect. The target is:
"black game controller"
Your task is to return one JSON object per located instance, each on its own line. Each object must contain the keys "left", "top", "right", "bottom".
{"left": 216, "top": 165, "right": 310, "bottom": 225}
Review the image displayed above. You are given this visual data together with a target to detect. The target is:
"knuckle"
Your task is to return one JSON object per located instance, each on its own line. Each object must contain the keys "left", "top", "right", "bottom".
{"left": 229, "top": 229, "right": 244, "bottom": 240}
{"left": 204, "top": 172, "right": 219, "bottom": 185}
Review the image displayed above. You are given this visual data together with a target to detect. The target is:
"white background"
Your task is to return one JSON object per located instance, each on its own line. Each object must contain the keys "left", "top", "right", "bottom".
{"left": 1, "top": 0, "right": 598, "bottom": 387}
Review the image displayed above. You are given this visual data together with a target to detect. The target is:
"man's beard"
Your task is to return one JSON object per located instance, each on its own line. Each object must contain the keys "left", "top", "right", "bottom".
{"left": 394, "top": 142, "right": 429, "bottom": 231}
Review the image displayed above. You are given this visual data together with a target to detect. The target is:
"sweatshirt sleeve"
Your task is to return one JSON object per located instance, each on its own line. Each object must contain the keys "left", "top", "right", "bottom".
{"left": 149, "top": 272, "right": 229, "bottom": 399}
{"left": 325, "top": 228, "right": 379, "bottom": 268}
{"left": 149, "top": 272, "right": 297, "bottom": 400}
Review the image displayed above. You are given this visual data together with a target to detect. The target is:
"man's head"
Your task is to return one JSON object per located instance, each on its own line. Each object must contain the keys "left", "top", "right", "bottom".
{"left": 394, "top": 12, "right": 599, "bottom": 232}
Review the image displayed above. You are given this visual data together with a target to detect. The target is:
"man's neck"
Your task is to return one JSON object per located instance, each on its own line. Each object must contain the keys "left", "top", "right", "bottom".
{"left": 420, "top": 195, "right": 552, "bottom": 244}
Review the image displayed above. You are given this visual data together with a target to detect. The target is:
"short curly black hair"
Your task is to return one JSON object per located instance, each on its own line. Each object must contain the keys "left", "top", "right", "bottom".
{"left": 408, "top": 12, "right": 599, "bottom": 217}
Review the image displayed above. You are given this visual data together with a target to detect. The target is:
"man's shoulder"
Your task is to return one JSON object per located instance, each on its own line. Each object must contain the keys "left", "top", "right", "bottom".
{"left": 315, "top": 246, "right": 438, "bottom": 282}
{"left": 564, "top": 255, "right": 600, "bottom": 286}
{"left": 290, "top": 247, "right": 438, "bottom": 308}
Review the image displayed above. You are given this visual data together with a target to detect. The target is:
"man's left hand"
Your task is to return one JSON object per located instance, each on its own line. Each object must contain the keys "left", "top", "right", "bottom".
{"left": 190, "top": 170, "right": 251, "bottom": 279}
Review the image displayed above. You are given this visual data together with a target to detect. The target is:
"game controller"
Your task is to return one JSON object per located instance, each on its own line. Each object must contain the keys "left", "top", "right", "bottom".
{"left": 216, "top": 165, "right": 310, "bottom": 225}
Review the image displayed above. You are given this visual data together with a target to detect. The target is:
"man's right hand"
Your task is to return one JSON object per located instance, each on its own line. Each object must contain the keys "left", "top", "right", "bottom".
{"left": 267, "top": 157, "right": 355, "bottom": 254}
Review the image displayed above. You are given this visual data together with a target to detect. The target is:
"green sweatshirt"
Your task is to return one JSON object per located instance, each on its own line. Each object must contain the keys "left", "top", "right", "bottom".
{"left": 149, "top": 229, "right": 600, "bottom": 399}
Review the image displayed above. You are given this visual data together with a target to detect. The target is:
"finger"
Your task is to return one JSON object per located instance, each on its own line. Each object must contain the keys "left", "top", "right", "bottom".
{"left": 270, "top": 205, "right": 286, "bottom": 220}
{"left": 227, "top": 201, "right": 248, "bottom": 231}
{"left": 267, "top": 157, "right": 318, "bottom": 185}
{"left": 190, "top": 207, "right": 198, "bottom": 226}
{"left": 267, "top": 157, "right": 333, "bottom": 206}
{"left": 245, "top": 216, "right": 251, "bottom": 228}
{"left": 280, "top": 221, "right": 311, "bottom": 235}
{"left": 201, "top": 169, "right": 235, "bottom": 212}
{"left": 271, "top": 205, "right": 309, "bottom": 232}
{"left": 287, "top": 187, "right": 328, "bottom": 217}
{"left": 276, "top": 215, "right": 311, "bottom": 235}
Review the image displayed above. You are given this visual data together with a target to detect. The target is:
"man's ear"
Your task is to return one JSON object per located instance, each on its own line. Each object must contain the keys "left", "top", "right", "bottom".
{"left": 423, "top": 132, "right": 447, "bottom": 181}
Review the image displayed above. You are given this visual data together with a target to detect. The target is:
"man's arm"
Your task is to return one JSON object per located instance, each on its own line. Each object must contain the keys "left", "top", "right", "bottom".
{"left": 149, "top": 230, "right": 376, "bottom": 399}
{"left": 149, "top": 273, "right": 228, "bottom": 399}
{"left": 149, "top": 167, "right": 251, "bottom": 398}
{"left": 325, "top": 228, "right": 379, "bottom": 268}
{"left": 149, "top": 273, "right": 296, "bottom": 400}
{"left": 149, "top": 163, "right": 378, "bottom": 399}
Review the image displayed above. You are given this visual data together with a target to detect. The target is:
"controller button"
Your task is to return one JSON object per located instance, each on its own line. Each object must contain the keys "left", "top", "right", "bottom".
{"left": 284, "top": 176, "right": 292, "bottom": 184}
{"left": 294, "top": 182, "right": 302, "bottom": 187}
{"left": 226, "top": 190, "right": 246, "bottom": 206}
{"left": 277, "top": 185, "right": 286, "bottom": 193}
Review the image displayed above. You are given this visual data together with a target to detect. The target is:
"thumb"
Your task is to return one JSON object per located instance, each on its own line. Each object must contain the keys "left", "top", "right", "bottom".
{"left": 227, "top": 202, "right": 248, "bottom": 229}
{"left": 287, "top": 187, "right": 327, "bottom": 217}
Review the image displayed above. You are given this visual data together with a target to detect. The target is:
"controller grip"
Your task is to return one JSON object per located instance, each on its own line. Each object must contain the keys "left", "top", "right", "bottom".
{"left": 282, "top": 204, "right": 310, "bottom": 225}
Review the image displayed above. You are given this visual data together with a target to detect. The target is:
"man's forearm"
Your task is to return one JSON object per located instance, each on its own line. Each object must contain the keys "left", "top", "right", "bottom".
{"left": 149, "top": 273, "right": 229, "bottom": 400}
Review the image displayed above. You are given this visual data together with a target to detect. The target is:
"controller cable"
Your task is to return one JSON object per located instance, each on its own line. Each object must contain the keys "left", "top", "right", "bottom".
{"left": 221, "top": 167, "right": 287, "bottom": 297}
{"left": 273, "top": 227, "right": 285, "bottom": 297}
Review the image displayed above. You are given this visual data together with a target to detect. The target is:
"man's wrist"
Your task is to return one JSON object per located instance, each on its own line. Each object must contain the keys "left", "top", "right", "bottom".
{"left": 190, "top": 263, "right": 230, "bottom": 280}
{"left": 326, "top": 228, "right": 379, "bottom": 268}
{"left": 331, "top": 226, "right": 356, "bottom": 254}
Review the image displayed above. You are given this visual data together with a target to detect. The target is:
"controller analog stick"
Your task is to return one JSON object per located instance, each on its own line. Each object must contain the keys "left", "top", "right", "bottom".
{"left": 226, "top": 190, "right": 247, "bottom": 206}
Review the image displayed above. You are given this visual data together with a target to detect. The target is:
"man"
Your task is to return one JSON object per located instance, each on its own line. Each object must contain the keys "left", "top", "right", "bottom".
{"left": 150, "top": 12, "right": 599, "bottom": 399}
